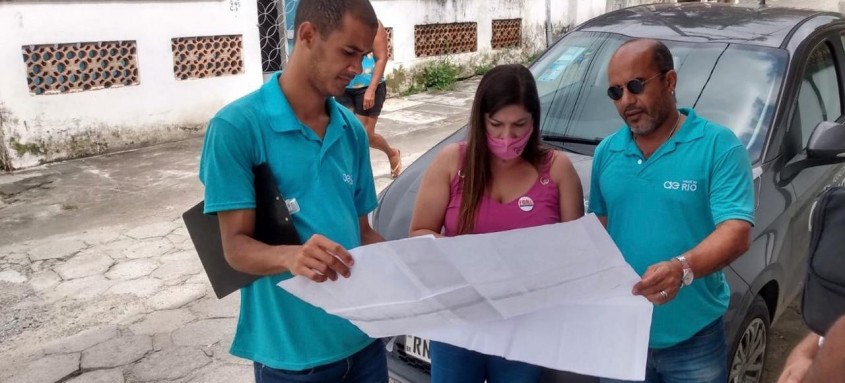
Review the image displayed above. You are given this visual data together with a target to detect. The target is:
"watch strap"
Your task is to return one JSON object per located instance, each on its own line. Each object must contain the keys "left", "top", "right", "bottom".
{"left": 674, "top": 255, "right": 693, "bottom": 286}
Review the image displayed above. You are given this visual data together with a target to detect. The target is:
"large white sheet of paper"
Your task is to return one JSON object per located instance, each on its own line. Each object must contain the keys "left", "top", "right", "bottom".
{"left": 414, "top": 296, "right": 651, "bottom": 380}
{"left": 279, "top": 214, "right": 652, "bottom": 380}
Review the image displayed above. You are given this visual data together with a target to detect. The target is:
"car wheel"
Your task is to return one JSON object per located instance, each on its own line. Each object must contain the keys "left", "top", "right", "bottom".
{"left": 728, "top": 295, "right": 770, "bottom": 383}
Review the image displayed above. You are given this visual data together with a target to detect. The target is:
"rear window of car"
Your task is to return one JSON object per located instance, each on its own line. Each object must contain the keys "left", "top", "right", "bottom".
{"left": 532, "top": 31, "right": 788, "bottom": 163}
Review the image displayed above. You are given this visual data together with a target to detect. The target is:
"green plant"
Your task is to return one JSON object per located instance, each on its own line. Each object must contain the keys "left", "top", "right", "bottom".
{"left": 400, "top": 83, "right": 426, "bottom": 97}
{"left": 386, "top": 66, "right": 409, "bottom": 95}
{"left": 420, "top": 60, "right": 460, "bottom": 91}
{"left": 474, "top": 63, "right": 494, "bottom": 76}
{"left": 9, "top": 137, "right": 45, "bottom": 157}
{"left": 524, "top": 51, "right": 542, "bottom": 65}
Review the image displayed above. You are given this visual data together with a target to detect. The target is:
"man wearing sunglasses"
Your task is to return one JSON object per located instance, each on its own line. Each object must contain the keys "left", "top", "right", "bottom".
{"left": 588, "top": 38, "right": 755, "bottom": 383}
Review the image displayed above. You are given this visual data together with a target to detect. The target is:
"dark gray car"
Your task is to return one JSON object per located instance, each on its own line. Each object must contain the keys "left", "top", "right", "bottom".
{"left": 373, "top": 3, "right": 845, "bottom": 383}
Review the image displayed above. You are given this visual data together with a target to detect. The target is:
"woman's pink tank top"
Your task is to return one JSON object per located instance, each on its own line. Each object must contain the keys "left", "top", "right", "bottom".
{"left": 443, "top": 143, "right": 561, "bottom": 236}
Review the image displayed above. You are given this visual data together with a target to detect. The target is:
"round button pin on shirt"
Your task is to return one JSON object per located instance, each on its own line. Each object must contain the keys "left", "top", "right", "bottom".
{"left": 518, "top": 196, "right": 534, "bottom": 212}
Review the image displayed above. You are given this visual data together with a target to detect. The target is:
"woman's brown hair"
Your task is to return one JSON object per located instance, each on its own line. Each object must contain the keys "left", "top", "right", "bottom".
{"left": 456, "top": 64, "right": 548, "bottom": 235}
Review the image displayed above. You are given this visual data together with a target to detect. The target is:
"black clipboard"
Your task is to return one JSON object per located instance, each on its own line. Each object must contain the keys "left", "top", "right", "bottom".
{"left": 182, "top": 163, "right": 301, "bottom": 299}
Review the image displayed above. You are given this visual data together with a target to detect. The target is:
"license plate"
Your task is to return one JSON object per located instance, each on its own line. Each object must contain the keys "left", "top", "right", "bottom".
{"left": 404, "top": 335, "right": 431, "bottom": 363}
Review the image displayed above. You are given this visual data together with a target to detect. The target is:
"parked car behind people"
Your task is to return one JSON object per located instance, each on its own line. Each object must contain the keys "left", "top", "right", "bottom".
{"left": 373, "top": 3, "right": 845, "bottom": 383}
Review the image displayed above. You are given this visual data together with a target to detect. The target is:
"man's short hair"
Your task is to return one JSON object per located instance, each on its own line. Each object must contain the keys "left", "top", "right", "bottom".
{"left": 620, "top": 38, "right": 674, "bottom": 73}
{"left": 652, "top": 41, "right": 674, "bottom": 73}
{"left": 294, "top": 0, "right": 378, "bottom": 40}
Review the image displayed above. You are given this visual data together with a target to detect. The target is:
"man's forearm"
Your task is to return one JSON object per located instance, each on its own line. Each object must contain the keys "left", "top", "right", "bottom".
{"left": 368, "top": 23, "right": 388, "bottom": 91}
{"left": 223, "top": 233, "right": 297, "bottom": 275}
{"left": 777, "top": 331, "right": 821, "bottom": 383}
{"left": 366, "top": 56, "right": 387, "bottom": 92}
{"left": 368, "top": 62, "right": 384, "bottom": 90}
{"left": 683, "top": 219, "right": 751, "bottom": 277}
{"left": 807, "top": 316, "right": 845, "bottom": 382}
{"left": 791, "top": 331, "right": 822, "bottom": 362}
{"left": 359, "top": 215, "right": 385, "bottom": 246}
{"left": 361, "top": 227, "right": 385, "bottom": 245}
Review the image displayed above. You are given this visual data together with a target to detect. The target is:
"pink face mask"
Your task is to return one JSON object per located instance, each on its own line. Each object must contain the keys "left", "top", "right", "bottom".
{"left": 487, "top": 130, "right": 532, "bottom": 160}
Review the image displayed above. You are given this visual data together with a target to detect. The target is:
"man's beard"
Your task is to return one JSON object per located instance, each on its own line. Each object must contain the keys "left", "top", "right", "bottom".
{"left": 628, "top": 117, "right": 658, "bottom": 136}
{"left": 628, "top": 104, "right": 670, "bottom": 137}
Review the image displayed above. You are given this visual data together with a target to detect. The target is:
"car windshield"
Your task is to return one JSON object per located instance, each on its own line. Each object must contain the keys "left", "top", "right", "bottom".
{"left": 531, "top": 31, "right": 788, "bottom": 163}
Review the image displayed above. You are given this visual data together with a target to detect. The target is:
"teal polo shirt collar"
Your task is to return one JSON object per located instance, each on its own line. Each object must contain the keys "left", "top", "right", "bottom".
{"left": 607, "top": 108, "right": 705, "bottom": 158}
{"left": 259, "top": 71, "right": 352, "bottom": 157}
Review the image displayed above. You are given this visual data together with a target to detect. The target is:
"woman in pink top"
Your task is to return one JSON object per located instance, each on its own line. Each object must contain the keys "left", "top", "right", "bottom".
{"left": 409, "top": 64, "right": 585, "bottom": 383}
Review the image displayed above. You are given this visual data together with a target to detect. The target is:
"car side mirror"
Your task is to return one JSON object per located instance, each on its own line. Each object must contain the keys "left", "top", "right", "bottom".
{"left": 778, "top": 121, "right": 845, "bottom": 185}
{"left": 807, "top": 121, "right": 845, "bottom": 159}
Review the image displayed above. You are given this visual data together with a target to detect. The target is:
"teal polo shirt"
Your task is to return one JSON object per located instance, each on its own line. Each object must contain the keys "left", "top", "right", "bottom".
{"left": 198, "top": 72, "right": 378, "bottom": 370}
{"left": 588, "top": 108, "right": 754, "bottom": 349}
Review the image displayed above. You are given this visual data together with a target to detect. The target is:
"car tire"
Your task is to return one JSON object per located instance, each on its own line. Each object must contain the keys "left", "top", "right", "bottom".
{"left": 728, "top": 295, "right": 770, "bottom": 383}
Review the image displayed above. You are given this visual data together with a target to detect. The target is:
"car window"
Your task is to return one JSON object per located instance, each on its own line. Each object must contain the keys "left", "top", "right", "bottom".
{"left": 694, "top": 44, "right": 787, "bottom": 161}
{"left": 795, "top": 42, "right": 842, "bottom": 148}
{"left": 531, "top": 32, "right": 621, "bottom": 144}
{"left": 532, "top": 31, "right": 787, "bottom": 163}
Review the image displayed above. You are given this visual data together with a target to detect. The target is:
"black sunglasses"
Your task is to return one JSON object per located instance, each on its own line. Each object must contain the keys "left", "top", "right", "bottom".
{"left": 607, "top": 72, "right": 665, "bottom": 101}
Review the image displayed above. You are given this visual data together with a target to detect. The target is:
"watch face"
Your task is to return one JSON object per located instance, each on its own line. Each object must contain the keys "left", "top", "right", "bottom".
{"left": 682, "top": 269, "right": 693, "bottom": 285}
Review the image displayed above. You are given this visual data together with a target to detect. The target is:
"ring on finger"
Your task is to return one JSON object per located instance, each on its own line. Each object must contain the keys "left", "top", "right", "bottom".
{"left": 659, "top": 290, "right": 668, "bottom": 300}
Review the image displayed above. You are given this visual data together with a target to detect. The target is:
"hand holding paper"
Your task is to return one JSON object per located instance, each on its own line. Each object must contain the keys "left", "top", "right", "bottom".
{"left": 286, "top": 234, "right": 355, "bottom": 282}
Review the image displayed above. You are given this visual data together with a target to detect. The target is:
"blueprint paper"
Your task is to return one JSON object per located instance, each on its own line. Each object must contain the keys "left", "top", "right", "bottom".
{"left": 278, "top": 214, "right": 652, "bottom": 379}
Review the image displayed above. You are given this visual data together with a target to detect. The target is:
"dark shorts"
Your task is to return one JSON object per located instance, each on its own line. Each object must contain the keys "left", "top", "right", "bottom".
{"left": 336, "top": 82, "right": 387, "bottom": 117}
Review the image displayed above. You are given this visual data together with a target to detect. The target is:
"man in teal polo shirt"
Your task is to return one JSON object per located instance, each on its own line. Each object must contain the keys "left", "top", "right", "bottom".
{"left": 198, "top": 1, "right": 388, "bottom": 382}
{"left": 589, "top": 39, "right": 754, "bottom": 383}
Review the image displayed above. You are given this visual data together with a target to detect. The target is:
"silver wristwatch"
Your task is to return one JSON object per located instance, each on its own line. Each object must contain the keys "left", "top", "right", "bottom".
{"left": 674, "top": 255, "right": 694, "bottom": 287}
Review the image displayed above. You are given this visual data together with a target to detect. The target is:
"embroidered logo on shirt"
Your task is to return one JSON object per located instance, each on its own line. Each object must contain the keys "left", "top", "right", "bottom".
{"left": 663, "top": 180, "right": 698, "bottom": 192}
{"left": 342, "top": 173, "right": 354, "bottom": 186}
{"left": 518, "top": 196, "right": 535, "bottom": 212}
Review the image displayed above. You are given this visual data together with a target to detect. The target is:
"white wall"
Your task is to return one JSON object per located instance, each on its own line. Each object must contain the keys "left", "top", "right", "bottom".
{"left": 606, "top": 0, "right": 674, "bottom": 11}
{"left": 571, "top": 0, "right": 612, "bottom": 25}
{"left": 372, "top": 0, "right": 600, "bottom": 87}
{"left": 0, "top": 0, "right": 264, "bottom": 169}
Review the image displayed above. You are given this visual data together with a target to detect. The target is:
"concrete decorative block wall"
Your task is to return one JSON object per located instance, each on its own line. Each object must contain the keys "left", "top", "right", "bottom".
{"left": 372, "top": 0, "right": 607, "bottom": 95}
{"left": 0, "top": 1, "right": 264, "bottom": 170}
